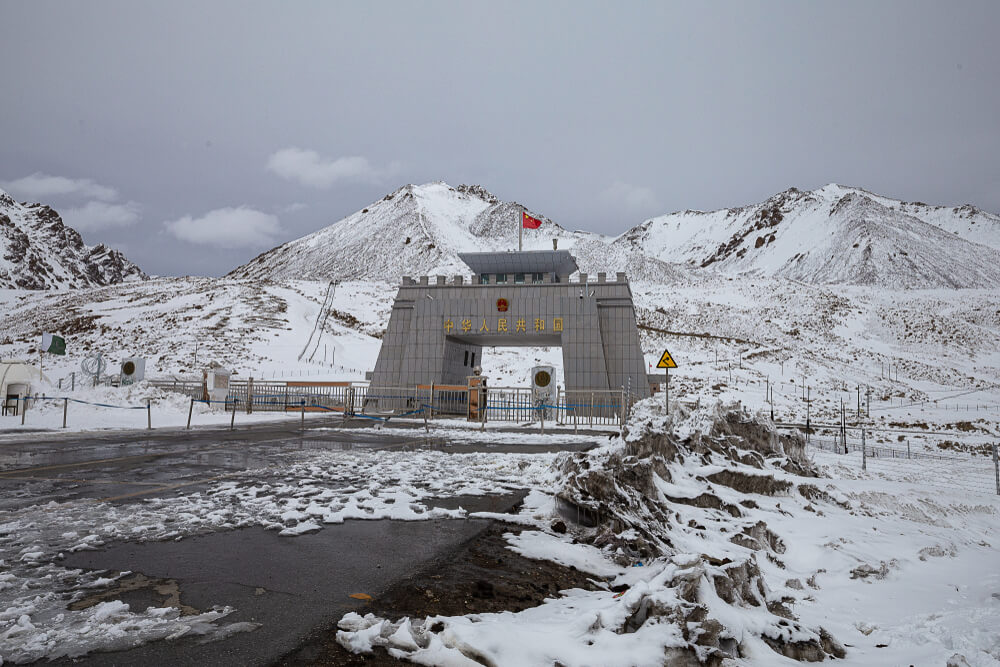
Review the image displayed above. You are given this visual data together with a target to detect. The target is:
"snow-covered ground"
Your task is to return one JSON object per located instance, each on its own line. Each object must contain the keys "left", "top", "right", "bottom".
{"left": 335, "top": 401, "right": 1000, "bottom": 666}
{"left": 2, "top": 268, "right": 999, "bottom": 664}
{"left": 1, "top": 389, "right": 997, "bottom": 664}
{"left": 4, "top": 275, "right": 998, "bottom": 448}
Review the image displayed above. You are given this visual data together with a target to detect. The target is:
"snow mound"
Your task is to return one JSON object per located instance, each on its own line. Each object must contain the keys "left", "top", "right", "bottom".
{"left": 337, "top": 400, "right": 849, "bottom": 665}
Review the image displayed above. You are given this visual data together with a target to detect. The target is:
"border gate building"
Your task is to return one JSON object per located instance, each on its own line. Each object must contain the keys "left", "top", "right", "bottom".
{"left": 369, "top": 250, "right": 650, "bottom": 400}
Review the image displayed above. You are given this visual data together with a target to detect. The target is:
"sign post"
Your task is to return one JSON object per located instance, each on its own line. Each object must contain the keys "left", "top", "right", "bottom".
{"left": 656, "top": 349, "right": 678, "bottom": 412}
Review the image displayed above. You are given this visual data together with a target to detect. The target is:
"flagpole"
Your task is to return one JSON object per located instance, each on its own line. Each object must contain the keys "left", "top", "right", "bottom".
{"left": 518, "top": 206, "right": 522, "bottom": 252}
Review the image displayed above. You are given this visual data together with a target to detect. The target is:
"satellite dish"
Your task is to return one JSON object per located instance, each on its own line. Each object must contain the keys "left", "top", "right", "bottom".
{"left": 81, "top": 353, "right": 107, "bottom": 379}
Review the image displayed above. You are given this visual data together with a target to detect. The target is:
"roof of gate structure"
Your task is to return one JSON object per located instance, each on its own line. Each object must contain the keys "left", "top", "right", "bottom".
{"left": 457, "top": 250, "right": 579, "bottom": 276}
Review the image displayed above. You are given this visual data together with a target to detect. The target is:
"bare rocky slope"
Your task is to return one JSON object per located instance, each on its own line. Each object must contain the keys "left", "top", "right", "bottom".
{"left": 230, "top": 181, "right": 1000, "bottom": 289}
{"left": 0, "top": 189, "right": 146, "bottom": 289}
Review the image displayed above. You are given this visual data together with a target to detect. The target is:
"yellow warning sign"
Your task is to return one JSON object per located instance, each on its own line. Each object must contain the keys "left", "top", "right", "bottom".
{"left": 656, "top": 349, "right": 677, "bottom": 369}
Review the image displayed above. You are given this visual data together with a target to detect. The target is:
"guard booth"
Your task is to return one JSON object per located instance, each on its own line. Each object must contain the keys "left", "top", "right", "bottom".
{"left": 1, "top": 360, "right": 43, "bottom": 417}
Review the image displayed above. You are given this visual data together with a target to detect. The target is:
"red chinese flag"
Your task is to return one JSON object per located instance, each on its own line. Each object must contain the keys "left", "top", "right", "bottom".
{"left": 522, "top": 211, "right": 542, "bottom": 229}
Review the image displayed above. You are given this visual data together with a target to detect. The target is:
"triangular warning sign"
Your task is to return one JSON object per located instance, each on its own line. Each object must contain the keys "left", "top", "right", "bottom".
{"left": 656, "top": 349, "right": 677, "bottom": 369}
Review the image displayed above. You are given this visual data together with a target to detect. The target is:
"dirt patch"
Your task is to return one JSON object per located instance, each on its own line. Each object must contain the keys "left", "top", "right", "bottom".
{"left": 68, "top": 573, "right": 199, "bottom": 616}
{"left": 707, "top": 469, "right": 793, "bottom": 496}
{"left": 274, "top": 521, "right": 600, "bottom": 665}
{"left": 936, "top": 440, "right": 994, "bottom": 456}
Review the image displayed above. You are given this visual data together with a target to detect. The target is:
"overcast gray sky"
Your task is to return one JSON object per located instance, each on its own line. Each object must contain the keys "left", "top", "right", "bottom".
{"left": 2, "top": 1, "right": 998, "bottom": 276}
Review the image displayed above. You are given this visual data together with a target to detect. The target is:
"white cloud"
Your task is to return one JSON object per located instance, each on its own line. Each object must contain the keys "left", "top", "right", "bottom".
{"left": 163, "top": 207, "right": 282, "bottom": 249}
{"left": 601, "top": 181, "right": 660, "bottom": 211}
{"left": 266, "top": 147, "right": 392, "bottom": 188}
{"left": 279, "top": 202, "right": 309, "bottom": 214}
{"left": 0, "top": 172, "right": 118, "bottom": 202}
{"left": 62, "top": 201, "right": 141, "bottom": 231}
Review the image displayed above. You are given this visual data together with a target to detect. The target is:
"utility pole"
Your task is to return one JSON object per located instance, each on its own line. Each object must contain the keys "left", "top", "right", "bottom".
{"left": 857, "top": 385, "right": 861, "bottom": 418}
{"left": 806, "top": 386, "right": 810, "bottom": 439}
{"left": 866, "top": 386, "right": 871, "bottom": 418}
{"left": 841, "top": 399, "right": 847, "bottom": 453}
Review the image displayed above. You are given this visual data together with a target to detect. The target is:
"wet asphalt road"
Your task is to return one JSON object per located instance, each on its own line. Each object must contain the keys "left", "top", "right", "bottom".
{"left": 0, "top": 418, "right": 597, "bottom": 665}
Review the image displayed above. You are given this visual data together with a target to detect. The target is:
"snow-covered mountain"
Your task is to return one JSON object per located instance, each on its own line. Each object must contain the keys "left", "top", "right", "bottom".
{"left": 0, "top": 189, "right": 146, "bottom": 289}
{"left": 227, "top": 182, "right": 692, "bottom": 284}
{"left": 230, "top": 181, "right": 1000, "bottom": 289}
{"left": 616, "top": 184, "right": 1000, "bottom": 288}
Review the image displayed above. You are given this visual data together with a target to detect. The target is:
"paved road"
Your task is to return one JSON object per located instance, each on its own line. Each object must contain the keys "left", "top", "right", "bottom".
{"left": 0, "top": 417, "right": 597, "bottom": 510}
{"left": 0, "top": 418, "right": 597, "bottom": 665}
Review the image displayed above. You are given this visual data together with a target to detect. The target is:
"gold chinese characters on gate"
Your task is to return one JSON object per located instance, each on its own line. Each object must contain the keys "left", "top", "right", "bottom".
{"left": 444, "top": 317, "right": 564, "bottom": 334}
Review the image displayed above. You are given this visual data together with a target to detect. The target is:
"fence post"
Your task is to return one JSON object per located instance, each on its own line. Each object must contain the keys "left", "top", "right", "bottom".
{"left": 301, "top": 401, "right": 305, "bottom": 430}
{"left": 620, "top": 388, "right": 626, "bottom": 431}
{"left": 590, "top": 392, "right": 594, "bottom": 427}
{"left": 862, "top": 428, "right": 867, "bottom": 471}
{"left": 540, "top": 403, "right": 544, "bottom": 434}
{"left": 147, "top": 399, "right": 152, "bottom": 430}
{"left": 429, "top": 382, "right": 434, "bottom": 420}
{"left": 906, "top": 440, "right": 910, "bottom": 459}
{"left": 247, "top": 377, "right": 254, "bottom": 415}
{"left": 63, "top": 397, "right": 68, "bottom": 429}
{"left": 21, "top": 397, "right": 26, "bottom": 425}
{"left": 573, "top": 391, "right": 578, "bottom": 435}
{"left": 187, "top": 397, "right": 194, "bottom": 429}
{"left": 231, "top": 399, "right": 237, "bottom": 431}
{"left": 556, "top": 387, "right": 562, "bottom": 426}
{"left": 993, "top": 443, "right": 999, "bottom": 496}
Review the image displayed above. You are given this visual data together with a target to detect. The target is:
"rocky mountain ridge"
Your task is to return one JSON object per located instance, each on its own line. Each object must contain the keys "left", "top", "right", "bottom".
{"left": 230, "top": 181, "right": 1000, "bottom": 289}
{"left": 0, "top": 189, "right": 146, "bottom": 289}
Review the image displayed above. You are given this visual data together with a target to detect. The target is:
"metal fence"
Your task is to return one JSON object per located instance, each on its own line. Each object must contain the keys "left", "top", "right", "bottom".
{"left": 147, "top": 378, "right": 203, "bottom": 399}
{"left": 146, "top": 377, "right": 631, "bottom": 427}
{"left": 482, "top": 387, "right": 626, "bottom": 426}
{"left": 230, "top": 380, "right": 359, "bottom": 414}
{"left": 804, "top": 432, "right": 1000, "bottom": 497}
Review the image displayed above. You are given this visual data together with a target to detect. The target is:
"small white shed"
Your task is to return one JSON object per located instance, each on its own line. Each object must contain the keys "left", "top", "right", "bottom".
{"left": 1, "top": 360, "right": 43, "bottom": 417}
